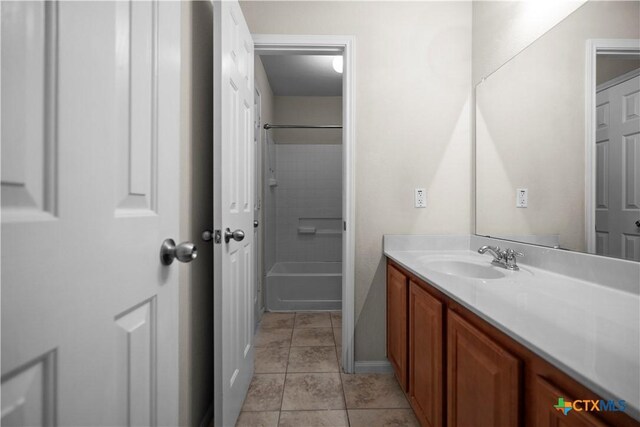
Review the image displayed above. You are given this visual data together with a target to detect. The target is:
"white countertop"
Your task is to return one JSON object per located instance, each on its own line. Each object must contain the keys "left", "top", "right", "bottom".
{"left": 384, "top": 246, "right": 640, "bottom": 420}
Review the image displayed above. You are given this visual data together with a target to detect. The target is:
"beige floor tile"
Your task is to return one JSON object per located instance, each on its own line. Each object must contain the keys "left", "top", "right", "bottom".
{"left": 235, "top": 411, "right": 280, "bottom": 427}
{"left": 341, "top": 373, "right": 410, "bottom": 409}
{"left": 330, "top": 311, "right": 342, "bottom": 328}
{"left": 281, "top": 373, "right": 345, "bottom": 410}
{"left": 347, "top": 409, "right": 420, "bottom": 427}
{"left": 260, "top": 312, "right": 295, "bottom": 329}
{"left": 333, "top": 327, "right": 342, "bottom": 346}
{"left": 278, "top": 410, "right": 349, "bottom": 427}
{"left": 287, "top": 346, "right": 338, "bottom": 373}
{"left": 255, "top": 328, "right": 292, "bottom": 348}
{"left": 294, "top": 312, "right": 332, "bottom": 328}
{"left": 241, "top": 374, "right": 286, "bottom": 411}
{"left": 335, "top": 346, "right": 343, "bottom": 371}
{"left": 255, "top": 346, "right": 289, "bottom": 373}
{"left": 291, "top": 328, "right": 334, "bottom": 346}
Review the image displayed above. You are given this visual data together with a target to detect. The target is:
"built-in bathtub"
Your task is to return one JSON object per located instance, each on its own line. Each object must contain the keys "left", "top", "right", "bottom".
{"left": 265, "top": 262, "right": 342, "bottom": 311}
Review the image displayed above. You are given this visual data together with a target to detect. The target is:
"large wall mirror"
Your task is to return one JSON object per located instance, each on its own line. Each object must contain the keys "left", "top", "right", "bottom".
{"left": 475, "top": 0, "right": 640, "bottom": 261}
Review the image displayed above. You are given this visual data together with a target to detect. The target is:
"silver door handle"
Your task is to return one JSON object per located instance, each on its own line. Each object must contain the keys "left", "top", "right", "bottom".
{"left": 224, "top": 228, "right": 245, "bottom": 243}
{"left": 160, "top": 239, "right": 198, "bottom": 265}
{"left": 202, "top": 229, "right": 214, "bottom": 242}
{"left": 636, "top": 220, "right": 640, "bottom": 227}
{"left": 254, "top": 220, "right": 259, "bottom": 228}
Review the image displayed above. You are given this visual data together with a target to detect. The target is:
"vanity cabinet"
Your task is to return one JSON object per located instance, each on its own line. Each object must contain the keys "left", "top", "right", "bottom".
{"left": 409, "top": 281, "right": 443, "bottom": 427}
{"left": 386, "top": 259, "right": 640, "bottom": 427}
{"left": 447, "top": 311, "right": 520, "bottom": 427}
{"left": 387, "top": 264, "right": 408, "bottom": 391}
{"left": 533, "top": 376, "right": 607, "bottom": 427}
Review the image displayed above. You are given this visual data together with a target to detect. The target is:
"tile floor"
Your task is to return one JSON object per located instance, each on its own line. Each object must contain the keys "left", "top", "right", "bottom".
{"left": 236, "top": 311, "right": 420, "bottom": 427}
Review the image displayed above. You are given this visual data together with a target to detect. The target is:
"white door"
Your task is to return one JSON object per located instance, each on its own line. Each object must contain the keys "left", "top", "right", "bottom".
{"left": 1, "top": 1, "right": 182, "bottom": 426}
{"left": 595, "top": 73, "right": 640, "bottom": 260}
{"left": 213, "top": 1, "right": 255, "bottom": 426}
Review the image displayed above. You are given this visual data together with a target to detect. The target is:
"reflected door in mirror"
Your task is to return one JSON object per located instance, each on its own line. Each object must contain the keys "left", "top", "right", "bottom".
{"left": 595, "top": 74, "right": 640, "bottom": 261}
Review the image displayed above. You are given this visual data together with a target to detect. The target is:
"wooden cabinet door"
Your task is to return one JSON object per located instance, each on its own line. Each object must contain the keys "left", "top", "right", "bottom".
{"left": 387, "top": 264, "right": 408, "bottom": 391}
{"left": 447, "top": 311, "right": 521, "bottom": 427}
{"left": 409, "top": 281, "right": 443, "bottom": 427}
{"left": 533, "top": 376, "right": 608, "bottom": 427}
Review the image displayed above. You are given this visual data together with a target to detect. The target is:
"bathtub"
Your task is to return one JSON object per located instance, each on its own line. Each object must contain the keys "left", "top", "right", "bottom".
{"left": 265, "top": 262, "right": 342, "bottom": 311}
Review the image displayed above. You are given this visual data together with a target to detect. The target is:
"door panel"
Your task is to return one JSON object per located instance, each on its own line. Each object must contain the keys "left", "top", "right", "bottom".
{"left": 447, "top": 311, "right": 520, "bottom": 427}
{"left": 533, "top": 376, "right": 608, "bottom": 427}
{"left": 214, "top": 1, "right": 255, "bottom": 425}
{"left": 595, "top": 74, "right": 640, "bottom": 260}
{"left": 409, "top": 281, "right": 443, "bottom": 427}
{"left": 387, "top": 264, "right": 408, "bottom": 391}
{"left": 1, "top": 1, "right": 181, "bottom": 425}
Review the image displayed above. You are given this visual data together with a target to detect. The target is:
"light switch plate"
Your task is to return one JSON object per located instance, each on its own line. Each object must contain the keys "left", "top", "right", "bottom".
{"left": 415, "top": 188, "right": 426, "bottom": 208}
{"left": 516, "top": 188, "right": 528, "bottom": 208}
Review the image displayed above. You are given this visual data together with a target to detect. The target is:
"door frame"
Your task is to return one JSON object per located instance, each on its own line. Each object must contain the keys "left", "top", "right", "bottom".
{"left": 584, "top": 39, "right": 640, "bottom": 253}
{"left": 254, "top": 84, "right": 264, "bottom": 329}
{"left": 253, "top": 34, "right": 356, "bottom": 374}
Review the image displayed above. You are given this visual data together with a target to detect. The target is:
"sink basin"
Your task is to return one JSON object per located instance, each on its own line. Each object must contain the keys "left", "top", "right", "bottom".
{"left": 425, "top": 260, "right": 505, "bottom": 279}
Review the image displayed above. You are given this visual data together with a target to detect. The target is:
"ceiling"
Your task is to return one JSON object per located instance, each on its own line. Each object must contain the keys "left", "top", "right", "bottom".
{"left": 259, "top": 54, "right": 343, "bottom": 96}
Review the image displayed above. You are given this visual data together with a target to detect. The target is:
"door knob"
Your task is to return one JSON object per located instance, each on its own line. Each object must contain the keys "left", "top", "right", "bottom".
{"left": 636, "top": 220, "right": 640, "bottom": 228}
{"left": 160, "top": 239, "right": 198, "bottom": 265}
{"left": 202, "top": 229, "right": 214, "bottom": 242}
{"left": 224, "top": 228, "right": 245, "bottom": 243}
{"left": 254, "top": 220, "right": 259, "bottom": 228}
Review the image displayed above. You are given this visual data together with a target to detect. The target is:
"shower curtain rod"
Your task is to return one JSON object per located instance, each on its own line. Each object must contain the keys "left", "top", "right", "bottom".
{"left": 263, "top": 124, "right": 342, "bottom": 130}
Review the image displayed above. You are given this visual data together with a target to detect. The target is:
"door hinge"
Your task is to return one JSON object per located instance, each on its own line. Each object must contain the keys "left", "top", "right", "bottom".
{"left": 343, "top": 221, "right": 346, "bottom": 231}
{"left": 214, "top": 229, "right": 222, "bottom": 244}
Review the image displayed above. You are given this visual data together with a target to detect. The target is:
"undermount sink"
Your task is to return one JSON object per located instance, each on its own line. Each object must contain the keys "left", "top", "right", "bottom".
{"left": 425, "top": 260, "right": 505, "bottom": 280}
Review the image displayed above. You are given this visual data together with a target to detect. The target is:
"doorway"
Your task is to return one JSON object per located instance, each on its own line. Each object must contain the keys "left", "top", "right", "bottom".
{"left": 586, "top": 39, "right": 640, "bottom": 260}
{"left": 253, "top": 35, "right": 356, "bottom": 374}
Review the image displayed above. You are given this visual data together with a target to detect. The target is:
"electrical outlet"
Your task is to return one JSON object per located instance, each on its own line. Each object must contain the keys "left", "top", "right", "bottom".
{"left": 516, "top": 188, "right": 528, "bottom": 208}
{"left": 415, "top": 188, "right": 426, "bottom": 208}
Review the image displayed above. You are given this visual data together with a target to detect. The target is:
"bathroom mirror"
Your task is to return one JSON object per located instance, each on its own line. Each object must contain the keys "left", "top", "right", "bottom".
{"left": 475, "top": 0, "right": 640, "bottom": 261}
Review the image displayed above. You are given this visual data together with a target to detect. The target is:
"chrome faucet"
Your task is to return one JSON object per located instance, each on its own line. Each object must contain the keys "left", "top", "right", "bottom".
{"left": 478, "top": 245, "right": 524, "bottom": 271}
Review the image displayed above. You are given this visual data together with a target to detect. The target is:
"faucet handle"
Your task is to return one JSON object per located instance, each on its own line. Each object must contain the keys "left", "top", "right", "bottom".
{"left": 505, "top": 248, "right": 524, "bottom": 259}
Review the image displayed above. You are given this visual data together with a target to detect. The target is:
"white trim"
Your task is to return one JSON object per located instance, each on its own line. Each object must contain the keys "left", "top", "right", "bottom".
{"left": 253, "top": 34, "right": 357, "bottom": 374}
{"left": 585, "top": 39, "right": 640, "bottom": 253}
{"left": 354, "top": 361, "right": 393, "bottom": 374}
{"left": 254, "top": 84, "right": 263, "bottom": 331}
{"left": 596, "top": 67, "right": 640, "bottom": 93}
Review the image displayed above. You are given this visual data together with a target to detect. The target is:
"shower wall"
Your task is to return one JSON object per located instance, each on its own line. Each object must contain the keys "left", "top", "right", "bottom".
{"left": 275, "top": 144, "right": 342, "bottom": 262}
{"left": 264, "top": 96, "right": 343, "bottom": 266}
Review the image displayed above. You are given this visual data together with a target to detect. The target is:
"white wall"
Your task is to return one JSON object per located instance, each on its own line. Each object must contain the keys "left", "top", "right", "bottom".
{"left": 475, "top": 0, "right": 640, "bottom": 252}
{"left": 273, "top": 96, "right": 342, "bottom": 144}
{"left": 241, "top": 1, "right": 472, "bottom": 362}
{"left": 472, "top": 0, "right": 587, "bottom": 85}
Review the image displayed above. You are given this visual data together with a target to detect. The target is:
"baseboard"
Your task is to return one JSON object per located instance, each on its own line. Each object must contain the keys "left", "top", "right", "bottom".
{"left": 354, "top": 360, "right": 393, "bottom": 374}
{"left": 199, "top": 401, "right": 214, "bottom": 427}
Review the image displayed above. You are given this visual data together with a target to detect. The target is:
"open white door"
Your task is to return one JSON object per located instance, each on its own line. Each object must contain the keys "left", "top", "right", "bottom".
{"left": 1, "top": 1, "right": 181, "bottom": 425}
{"left": 595, "top": 73, "right": 640, "bottom": 260}
{"left": 213, "top": 1, "right": 255, "bottom": 426}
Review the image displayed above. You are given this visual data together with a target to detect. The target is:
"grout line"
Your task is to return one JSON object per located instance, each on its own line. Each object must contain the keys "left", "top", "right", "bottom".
{"left": 279, "top": 315, "right": 293, "bottom": 418}
{"left": 338, "top": 353, "right": 349, "bottom": 426}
